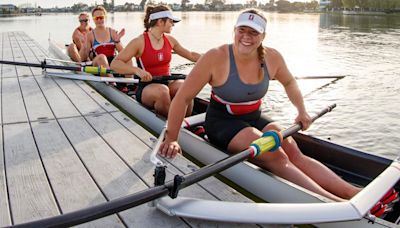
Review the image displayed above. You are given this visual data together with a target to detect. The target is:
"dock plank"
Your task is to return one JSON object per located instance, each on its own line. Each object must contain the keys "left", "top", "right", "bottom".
{"left": 31, "top": 120, "right": 123, "bottom": 227}
{"left": 4, "top": 122, "right": 58, "bottom": 224}
{"left": 34, "top": 76, "right": 81, "bottom": 119}
{"left": 75, "top": 80, "right": 119, "bottom": 113}
{"left": 53, "top": 79, "right": 107, "bottom": 116}
{"left": 2, "top": 78, "right": 28, "bottom": 124}
{"left": 0, "top": 64, "right": 17, "bottom": 79}
{"left": 8, "top": 45, "right": 32, "bottom": 78}
{"left": 0, "top": 126, "right": 11, "bottom": 227}
{"left": 19, "top": 77, "right": 54, "bottom": 122}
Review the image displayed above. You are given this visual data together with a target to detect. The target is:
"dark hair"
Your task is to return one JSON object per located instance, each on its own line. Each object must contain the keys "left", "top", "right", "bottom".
{"left": 144, "top": 5, "right": 171, "bottom": 32}
{"left": 92, "top": 5, "right": 107, "bottom": 16}
{"left": 240, "top": 8, "right": 267, "bottom": 63}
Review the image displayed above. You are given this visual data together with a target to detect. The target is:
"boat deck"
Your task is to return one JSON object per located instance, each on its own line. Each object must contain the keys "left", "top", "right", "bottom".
{"left": 0, "top": 31, "right": 279, "bottom": 227}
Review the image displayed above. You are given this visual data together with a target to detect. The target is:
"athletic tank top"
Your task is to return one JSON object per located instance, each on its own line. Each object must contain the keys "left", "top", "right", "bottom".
{"left": 138, "top": 32, "right": 172, "bottom": 76}
{"left": 92, "top": 28, "right": 116, "bottom": 58}
{"left": 212, "top": 44, "right": 270, "bottom": 103}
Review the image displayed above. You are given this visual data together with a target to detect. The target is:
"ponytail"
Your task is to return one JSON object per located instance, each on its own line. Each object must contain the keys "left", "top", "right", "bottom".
{"left": 257, "top": 44, "right": 265, "bottom": 63}
{"left": 144, "top": 6, "right": 154, "bottom": 32}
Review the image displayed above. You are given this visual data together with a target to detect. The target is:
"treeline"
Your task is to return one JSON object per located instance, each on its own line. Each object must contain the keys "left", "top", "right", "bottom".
{"left": 272, "top": 0, "right": 320, "bottom": 12}
{"left": 329, "top": 0, "right": 400, "bottom": 11}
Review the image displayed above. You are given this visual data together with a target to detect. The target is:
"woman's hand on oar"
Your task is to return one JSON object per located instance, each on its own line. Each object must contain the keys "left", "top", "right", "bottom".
{"left": 295, "top": 111, "right": 312, "bottom": 130}
{"left": 135, "top": 68, "right": 152, "bottom": 82}
{"left": 159, "top": 137, "right": 181, "bottom": 158}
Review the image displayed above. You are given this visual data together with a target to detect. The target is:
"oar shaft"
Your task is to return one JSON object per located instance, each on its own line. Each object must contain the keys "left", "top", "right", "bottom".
{"left": 0, "top": 59, "right": 80, "bottom": 72}
{"left": 0, "top": 60, "right": 114, "bottom": 74}
{"left": 282, "top": 104, "right": 336, "bottom": 138}
{"left": 180, "top": 148, "right": 253, "bottom": 188}
{"left": 12, "top": 187, "right": 169, "bottom": 228}
{"left": 295, "top": 75, "right": 346, "bottom": 80}
{"left": 0, "top": 60, "right": 185, "bottom": 80}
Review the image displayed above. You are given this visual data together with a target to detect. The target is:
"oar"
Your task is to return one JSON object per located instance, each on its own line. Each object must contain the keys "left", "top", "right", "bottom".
{"left": 45, "top": 57, "right": 93, "bottom": 67}
{"left": 295, "top": 75, "right": 346, "bottom": 80}
{"left": 46, "top": 72, "right": 186, "bottom": 84}
{"left": 0, "top": 59, "right": 113, "bottom": 75}
{"left": 0, "top": 59, "right": 187, "bottom": 82}
{"left": 11, "top": 104, "right": 336, "bottom": 228}
{"left": 171, "top": 62, "right": 195, "bottom": 71}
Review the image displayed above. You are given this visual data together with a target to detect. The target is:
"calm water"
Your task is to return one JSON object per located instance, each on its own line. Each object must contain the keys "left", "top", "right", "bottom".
{"left": 1, "top": 12, "right": 400, "bottom": 159}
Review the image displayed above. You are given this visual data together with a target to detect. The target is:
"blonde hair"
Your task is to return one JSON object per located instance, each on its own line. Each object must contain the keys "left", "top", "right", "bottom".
{"left": 78, "top": 12, "right": 89, "bottom": 18}
{"left": 239, "top": 8, "right": 267, "bottom": 63}
{"left": 143, "top": 5, "right": 171, "bottom": 32}
{"left": 91, "top": 5, "right": 107, "bottom": 16}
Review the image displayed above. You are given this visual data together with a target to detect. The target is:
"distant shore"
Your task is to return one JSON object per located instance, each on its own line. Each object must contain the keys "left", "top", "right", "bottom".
{"left": 1, "top": 10, "right": 400, "bottom": 18}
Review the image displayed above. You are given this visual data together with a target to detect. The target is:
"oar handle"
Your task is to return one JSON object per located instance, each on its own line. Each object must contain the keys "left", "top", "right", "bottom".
{"left": 282, "top": 103, "right": 336, "bottom": 138}
{"left": 150, "top": 74, "right": 186, "bottom": 82}
{"left": 133, "top": 74, "right": 186, "bottom": 82}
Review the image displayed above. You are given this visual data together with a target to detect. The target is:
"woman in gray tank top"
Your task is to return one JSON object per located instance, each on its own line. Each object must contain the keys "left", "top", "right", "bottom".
{"left": 160, "top": 9, "right": 362, "bottom": 202}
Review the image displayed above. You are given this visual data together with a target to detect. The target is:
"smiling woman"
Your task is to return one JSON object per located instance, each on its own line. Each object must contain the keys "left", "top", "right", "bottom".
{"left": 159, "top": 8, "right": 364, "bottom": 203}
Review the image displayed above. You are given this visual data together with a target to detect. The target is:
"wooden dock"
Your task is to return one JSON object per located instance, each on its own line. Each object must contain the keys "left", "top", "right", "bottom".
{"left": 0, "top": 32, "right": 280, "bottom": 227}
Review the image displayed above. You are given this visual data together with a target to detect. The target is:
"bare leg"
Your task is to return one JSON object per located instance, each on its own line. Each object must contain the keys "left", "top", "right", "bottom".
{"left": 67, "top": 43, "right": 81, "bottom": 62}
{"left": 141, "top": 84, "right": 171, "bottom": 117}
{"left": 263, "top": 123, "right": 361, "bottom": 199}
{"left": 169, "top": 80, "right": 193, "bottom": 116}
{"left": 228, "top": 127, "right": 346, "bottom": 202}
{"left": 92, "top": 54, "right": 113, "bottom": 78}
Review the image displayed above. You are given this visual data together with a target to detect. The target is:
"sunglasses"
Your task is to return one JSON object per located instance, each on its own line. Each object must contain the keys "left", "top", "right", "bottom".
{"left": 93, "top": 15, "right": 106, "bottom": 21}
{"left": 79, "top": 19, "right": 88, "bottom": 23}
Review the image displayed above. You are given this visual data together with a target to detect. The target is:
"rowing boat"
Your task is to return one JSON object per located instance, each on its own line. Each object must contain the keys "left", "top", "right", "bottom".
{"left": 48, "top": 39, "right": 400, "bottom": 227}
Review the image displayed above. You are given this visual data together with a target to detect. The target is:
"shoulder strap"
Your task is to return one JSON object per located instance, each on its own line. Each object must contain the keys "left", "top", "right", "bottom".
{"left": 109, "top": 28, "right": 114, "bottom": 42}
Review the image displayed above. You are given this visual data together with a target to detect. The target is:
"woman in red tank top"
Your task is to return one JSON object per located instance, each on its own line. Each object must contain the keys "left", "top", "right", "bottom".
{"left": 111, "top": 5, "right": 201, "bottom": 117}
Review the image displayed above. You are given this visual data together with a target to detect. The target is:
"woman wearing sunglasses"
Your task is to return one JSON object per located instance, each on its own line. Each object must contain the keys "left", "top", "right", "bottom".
{"left": 111, "top": 5, "right": 201, "bottom": 117}
{"left": 67, "top": 12, "right": 92, "bottom": 63}
{"left": 80, "top": 6, "right": 128, "bottom": 78}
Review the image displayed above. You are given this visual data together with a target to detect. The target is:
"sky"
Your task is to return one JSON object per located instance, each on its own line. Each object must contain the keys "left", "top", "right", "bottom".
{"left": 1, "top": 0, "right": 310, "bottom": 8}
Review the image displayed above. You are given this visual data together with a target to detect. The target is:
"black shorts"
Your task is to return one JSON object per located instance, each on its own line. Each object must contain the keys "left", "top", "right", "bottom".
{"left": 135, "top": 81, "right": 169, "bottom": 104}
{"left": 205, "top": 99, "right": 273, "bottom": 151}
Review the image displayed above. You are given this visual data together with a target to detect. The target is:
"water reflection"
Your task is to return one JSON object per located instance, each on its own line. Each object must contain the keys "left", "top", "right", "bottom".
{"left": 319, "top": 13, "right": 400, "bottom": 32}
